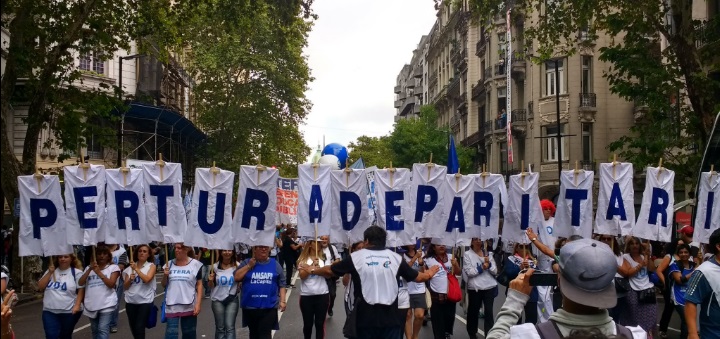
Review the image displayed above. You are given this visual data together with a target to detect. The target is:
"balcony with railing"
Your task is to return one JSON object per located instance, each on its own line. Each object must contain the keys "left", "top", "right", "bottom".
{"left": 511, "top": 108, "right": 527, "bottom": 136}
{"left": 462, "top": 130, "right": 484, "bottom": 147}
{"left": 394, "top": 85, "right": 401, "bottom": 94}
{"left": 413, "top": 66, "right": 423, "bottom": 78}
{"left": 472, "top": 79, "right": 486, "bottom": 100}
{"left": 448, "top": 77, "right": 461, "bottom": 98}
{"left": 579, "top": 93, "right": 596, "bottom": 108}
{"left": 483, "top": 122, "right": 494, "bottom": 136}
{"left": 696, "top": 18, "right": 720, "bottom": 50}
{"left": 527, "top": 101, "right": 534, "bottom": 120}
{"left": 511, "top": 54, "right": 526, "bottom": 81}
{"left": 476, "top": 36, "right": 487, "bottom": 56}
{"left": 483, "top": 67, "right": 493, "bottom": 83}
{"left": 494, "top": 62, "right": 506, "bottom": 77}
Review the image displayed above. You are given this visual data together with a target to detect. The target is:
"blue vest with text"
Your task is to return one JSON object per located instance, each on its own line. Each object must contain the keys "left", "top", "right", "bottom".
{"left": 241, "top": 258, "right": 279, "bottom": 309}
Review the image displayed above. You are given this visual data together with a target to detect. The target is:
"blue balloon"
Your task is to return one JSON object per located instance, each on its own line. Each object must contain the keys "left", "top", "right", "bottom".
{"left": 322, "top": 143, "right": 349, "bottom": 169}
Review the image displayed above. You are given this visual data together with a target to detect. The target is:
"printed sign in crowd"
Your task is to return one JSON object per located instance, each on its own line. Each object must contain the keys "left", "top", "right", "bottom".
{"left": 17, "top": 161, "right": 720, "bottom": 257}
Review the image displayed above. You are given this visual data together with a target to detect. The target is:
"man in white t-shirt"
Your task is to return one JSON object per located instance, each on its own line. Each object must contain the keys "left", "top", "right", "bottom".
{"left": 487, "top": 239, "right": 646, "bottom": 339}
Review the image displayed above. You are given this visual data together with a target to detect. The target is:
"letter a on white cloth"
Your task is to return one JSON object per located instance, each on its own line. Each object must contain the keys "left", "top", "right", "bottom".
{"left": 186, "top": 168, "right": 235, "bottom": 250}
{"left": 693, "top": 172, "right": 720, "bottom": 244}
{"left": 375, "top": 168, "right": 414, "bottom": 247}
{"left": 595, "top": 162, "right": 635, "bottom": 237}
{"left": 64, "top": 165, "right": 106, "bottom": 246}
{"left": 409, "top": 163, "right": 448, "bottom": 238}
{"left": 331, "top": 168, "right": 371, "bottom": 244}
{"left": 428, "top": 174, "right": 475, "bottom": 247}
{"left": 18, "top": 175, "right": 73, "bottom": 256}
{"left": 503, "top": 173, "right": 542, "bottom": 245}
{"left": 142, "top": 162, "right": 186, "bottom": 243}
{"left": 554, "top": 169, "right": 594, "bottom": 239}
{"left": 233, "top": 166, "right": 279, "bottom": 247}
{"left": 634, "top": 166, "right": 675, "bottom": 242}
{"left": 297, "top": 164, "right": 333, "bottom": 238}
{"left": 105, "top": 168, "right": 148, "bottom": 245}
{"left": 470, "top": 173, "right": 507, "bottom": 242}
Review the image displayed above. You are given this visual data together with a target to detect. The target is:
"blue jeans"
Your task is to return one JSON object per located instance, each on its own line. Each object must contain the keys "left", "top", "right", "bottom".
{"left": 675, "top": 305, "right": 688, "bottom": 339}
{"left": 110, "top": 278, "right": 124, "bottom": 328}
{"left": 165, "top": 315, "right": 198, "bottom": 339}
{"left": 212, "top": 297, "right": 239, "bottom": 339}
{"left": 90, "top": 312, "right": 113, "bottom": 339}
{"left": 42, "top": 311, "right": 82, "bottom": 339}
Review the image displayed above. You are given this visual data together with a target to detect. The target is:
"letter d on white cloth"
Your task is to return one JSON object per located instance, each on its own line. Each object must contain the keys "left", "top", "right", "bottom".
{"left": 233, "top": 165, "right": 279, "bottom": 247}
{"left": 331, "top": 168, "right": 371, "bottom": 244}
{"left": 634, "top": 166, "right": 675, "bottom": 242}
{"left": 64, "top": 164, "right": 106, "bottom": 246}
{"left": 18, "top": 175, "right": 73, "bottom": 256}
{"left": 143, "top": 162, "right": 186, "bottom": 243}
{"left": 297, "top": 164, "right": 333, "bottom": 238}
{"left": 186, "top": 167, "right": 235, "bottom": 250}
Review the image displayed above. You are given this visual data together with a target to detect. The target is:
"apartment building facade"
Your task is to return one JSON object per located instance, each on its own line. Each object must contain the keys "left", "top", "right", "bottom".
{"left": 395, "top": 35, "right": 429, "bottom": 121}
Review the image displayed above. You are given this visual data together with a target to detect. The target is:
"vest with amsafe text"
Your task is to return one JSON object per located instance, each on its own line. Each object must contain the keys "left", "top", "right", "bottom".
{"left": 351, "top": 249, "right": 402, "bottom": 305}
{"left": 241, "top": 258, "right": 279, "bottom": 309}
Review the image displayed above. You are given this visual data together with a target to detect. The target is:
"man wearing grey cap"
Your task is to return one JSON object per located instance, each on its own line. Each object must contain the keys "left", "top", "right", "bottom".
{"left": 487, "top": 238, "right": 647, "bottom": 339}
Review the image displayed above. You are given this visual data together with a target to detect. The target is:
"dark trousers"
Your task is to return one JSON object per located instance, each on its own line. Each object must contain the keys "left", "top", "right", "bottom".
{"left": 326, "top": 278, "right": 337, "bottom": 313}
{"left": 300, "top": 294, "right": 329, "bottom": 339}
{"left": 517, "top": 302, "right": 538, "bottom": 325}
{"left": 430, "top": 298, "right": 456, "bottom": 339}
{"left": 126, "top": 302, "right": 152, "bottom": 339}
{"left": 674, "top": 305, "right": 688, "bottom": 339}
{"left": 467, "top": 288, "right": 496, "bottom": 337}
{"left": 283, "top": 256, "right": 295, "bottom": 285}
{"left": 659, "top": 283, "right": 674, "bottom": 332}
{"left": 42, "top": 311, "right": 82, "bottom": 339}
{"left": 356, "top": 326, "right": 402, "bottom": 339}
{"left": 244, "top": 308, "right": 278, "bottom": 339}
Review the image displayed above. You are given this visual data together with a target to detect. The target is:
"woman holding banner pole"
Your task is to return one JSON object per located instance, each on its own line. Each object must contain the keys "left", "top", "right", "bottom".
{"left": 123, "top": 245, "right": 157, "bottom": 339}
{"left": 424, "top": 242, "right": 461, "bottom": 339}
{"left": 162, "top": 244, "right": 204, "bottom": 339}
{"left": 235, "top": 245, "right": 287, "bottom": 339}
{"left": 402, "top": 243, "right": 426, "bottom": 339}
{"left": 463, "top": 238, "right": 497, "bottom": 339}
{"left": 621, "top": 236, "right": 657, "bottom": 337}
{"left": 79, "top": 245, "right": 121, "bottom": 339}
{"left": 296, "top": 240, "right": 329, "bottom": 339}
{"left": 38, "top": 253, "right": 84, "bottom": 339}
{"left": 208, "top": 249, "right": 240, "bottom": 339}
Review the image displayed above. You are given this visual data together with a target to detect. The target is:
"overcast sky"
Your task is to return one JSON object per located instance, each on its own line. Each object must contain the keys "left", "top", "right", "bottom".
{"left": 300, "top": 0, "right": 437, "bottom": 160}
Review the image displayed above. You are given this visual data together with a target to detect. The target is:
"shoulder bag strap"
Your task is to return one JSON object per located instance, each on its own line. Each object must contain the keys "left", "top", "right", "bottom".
{"left": 535, "top": 320, "right": 562, "bottom": 339}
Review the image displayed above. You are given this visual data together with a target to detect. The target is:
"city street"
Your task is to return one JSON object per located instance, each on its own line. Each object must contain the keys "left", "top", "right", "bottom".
{"left": 11, "top": 272, "right": 685, "bottom": 339}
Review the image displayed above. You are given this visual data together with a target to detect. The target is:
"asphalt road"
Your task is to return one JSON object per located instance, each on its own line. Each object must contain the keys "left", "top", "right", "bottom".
{"left": 11, "top": 272, "right": 684, "bottom": 338}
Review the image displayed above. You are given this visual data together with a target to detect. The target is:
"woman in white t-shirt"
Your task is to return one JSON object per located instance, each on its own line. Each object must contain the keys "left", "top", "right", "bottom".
{"left": 463, "top": 238, "right": 498, "bottom": 338}
{"left": 161, "top": 244, "right": 203, "bottom": 339}
{"left": 208, "top": 249, "right": 240, "bottom": 339}
{"left": 38, "top": 253, "right": 85, "bottom": 339}
{"left": 78, "top": 246, "right": 121, "bottom": 339}
{"left": 621, "top": 236, "right": 657, "bottom": 336}
{"left": 424, "top": 242, "right": 461, "bottom": 339}
{"left": 402, "top": 243, "right": 426, "bottom": 339}
{"left": 296, "top": 240, "right": 329, "bottom": 339}
{"left": 122, "top": 244, "right": 157, "bottom": 339}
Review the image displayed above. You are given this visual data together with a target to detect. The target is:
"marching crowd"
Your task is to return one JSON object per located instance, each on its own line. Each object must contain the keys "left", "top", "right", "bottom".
{"left": 1, "top": 200, "right": 719, "bottom": 339}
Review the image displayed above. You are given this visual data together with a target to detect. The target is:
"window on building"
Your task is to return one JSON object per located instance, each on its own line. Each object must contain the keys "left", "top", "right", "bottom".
{"left": 545, "top": 59, "right": 565, "bottom": 96}
{"left": 581, "top": 56, "right": 592, "bottom": 93}
{"left": 85, "top": 133, "right": 104, "bottom": 160}
{"left": 497, "top": 87, "right": 507, "bottom": 128}
{"left": 79, "top": 52, "right": 106, "bottom": 75}
{"left": 543, "top": 124, "right": 568, "bottom": 162}
{"left": 480, "top": 60, "right": 486, "bottom": 80}
{"left": 582, "top": 123, "right": 592, "bottom": 162}
{"left": 500, "top": 141, "right": 508, "bottom": 174}
{"left": 478, "top": 105, "right": 486, "bottom": 131}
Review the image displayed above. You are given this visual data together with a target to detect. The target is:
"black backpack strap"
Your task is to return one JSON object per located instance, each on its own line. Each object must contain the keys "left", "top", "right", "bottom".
{"left": 616, "top": 323, "right": 633, "bottom": 339}
{"left": 535, "top": 320, "right": 563, "bottom": 339}
{"left": 329, "top": 245, "right": 336, "bottom": 261}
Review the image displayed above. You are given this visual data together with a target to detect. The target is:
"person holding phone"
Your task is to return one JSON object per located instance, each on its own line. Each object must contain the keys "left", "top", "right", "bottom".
{"left": 503, "top": 243, "right": 539, "bottom": 325}
{"left": 463, "top": 238, "right": 498, "bottom": 339}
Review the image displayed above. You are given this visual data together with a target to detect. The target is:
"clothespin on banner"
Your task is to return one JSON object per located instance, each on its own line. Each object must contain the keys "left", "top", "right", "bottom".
{"left": 454, "top": 171, "right": 461, "bottom": 192}
{"left": 612, "top": 154, "right": 618, "bottom": 180}
{"left": 156, "top": 153, "right": 166, "bottom": 181}
{"left": 574, "top": 161, "right": 583, "bottom": 186}
{"left": 120, "top": 160, "right": 130, "bottom": 187}
{"left": 481, "top": 164, "right": 489, "bottom": 188}
{"left": 426, "top": 153, "right": 434, "bottom": 181}
{"left": 210, "top": 162, "right": 220, "bottom": 186}
{"left": 344, "top": 159, "right": 352, "bottom": 188}
{"left": 33, "top": 166, "right": 43, "bottom": 193}
{"left": 389, "top": 162, "right": 396, "bottom": 188}
{"left": 79, "top": 149, "right": 90, "bottom": 182}
{"left": 520, "top": 160, "right": 527, "bottom": 188}
{"left": 710, "top": 165, "right": 716, "bottom": 183}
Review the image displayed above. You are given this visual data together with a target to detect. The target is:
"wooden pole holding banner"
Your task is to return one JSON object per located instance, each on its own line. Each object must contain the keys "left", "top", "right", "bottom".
{"left": 211, "top": 162, "right": 220, "bottom": 186}
{"left": 454, "top": 172, "right": 461, "bottom": 192}
{"left": 157, "top": 153, "right": 166, "bottom": 181}
{"left": 612, "top": 154, "right": 618, "bottom": 180}
{"left": 573, "top": 160, "right": 580, "bottom": 186}
{"left": 481, "top": 164, "right": 488, "bottom": 188}
{"left": 520, "top": 160, "right": 526, "bottom": 188}
{"left": 657, "top": 158, "right": 664, "bottom": 179}
{"left": 129, "top": 245, "right": 134, "bottom": 263}
{"left": 120, "top": 160, "right": 130, "bottom": 187}
{"left": 79, "top": 149, "right": 90, "bottom": 182}
{"left": 389, "top": 162, "right": 395, "bottom": 188}
{"left": 34, "top": 166, "right": 43, "bottom": 193}
{"left": 165, "top": 244, "right": 170, "bottom": 267}
{"left": 427, "top": 154, "right": 434, "bottom": 181}
{"left": 344, "top": 161, "right": 352, "bottom": 187}
{"left": 210, "top": 250, "right": 215, "bottom": 274}
{"left": 92, "top": 246, "right": 97, "bottom": 264}
{"left": 710, "top": 164, "right": 716, "bottom": 183}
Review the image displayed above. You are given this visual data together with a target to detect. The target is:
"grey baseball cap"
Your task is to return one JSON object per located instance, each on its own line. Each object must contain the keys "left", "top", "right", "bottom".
{"left": 557, "top": 238, "right": 618, "bottom": 309}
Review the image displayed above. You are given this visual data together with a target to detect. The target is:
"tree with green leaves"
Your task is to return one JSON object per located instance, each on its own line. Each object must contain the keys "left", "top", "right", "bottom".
{"left": 347, "top": 135, "right": 393, "bottom": 169}
{"left": 178, "top": 0, "right": 314, "bottom": 178}
{"left": 469, "top": 0, "right": 719, "bottom": 185}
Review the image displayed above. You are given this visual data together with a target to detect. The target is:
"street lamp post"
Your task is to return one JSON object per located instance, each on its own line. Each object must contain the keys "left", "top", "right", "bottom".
{"left": 117, "top": 54, "right": 143, "bottom": 166}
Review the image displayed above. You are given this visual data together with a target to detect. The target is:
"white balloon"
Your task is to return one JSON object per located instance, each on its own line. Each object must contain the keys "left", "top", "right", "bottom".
{"left": 318, "top": 154, "right": 340, "bottom": 170}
